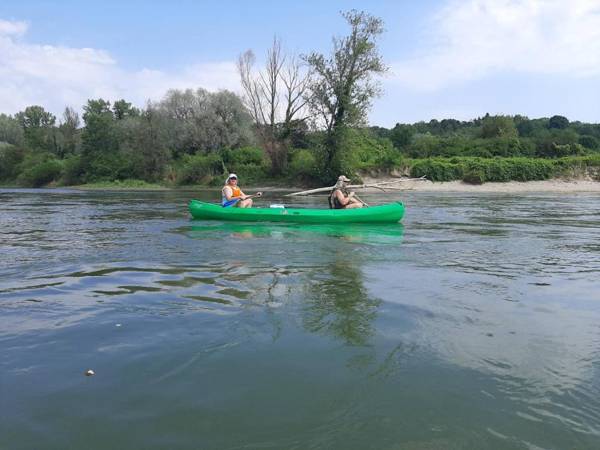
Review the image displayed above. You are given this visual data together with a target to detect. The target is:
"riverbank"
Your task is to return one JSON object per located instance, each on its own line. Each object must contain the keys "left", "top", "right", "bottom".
{"left": 361, "top": 177, "right": 600, "bottom": 193}
{"left": 5, "top": 177, "right": 599, "bottom": 193}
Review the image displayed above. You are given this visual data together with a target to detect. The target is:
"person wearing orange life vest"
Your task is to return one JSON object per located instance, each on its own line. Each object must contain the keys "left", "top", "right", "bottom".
{"left": 221, "top": 173, "right": 262, "bottom": 208}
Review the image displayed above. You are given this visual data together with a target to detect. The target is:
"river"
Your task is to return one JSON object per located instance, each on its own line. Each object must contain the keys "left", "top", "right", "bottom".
{"left": 1, "top": 188, "right": 599, "bottom": 449}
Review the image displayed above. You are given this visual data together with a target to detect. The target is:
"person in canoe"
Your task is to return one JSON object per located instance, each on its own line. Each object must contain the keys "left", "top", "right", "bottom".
{"left": 222, "top": 173, "right": 262, "bottom": 208}
{"left": 328, "top": 175, "right": 364, "bottom": 209}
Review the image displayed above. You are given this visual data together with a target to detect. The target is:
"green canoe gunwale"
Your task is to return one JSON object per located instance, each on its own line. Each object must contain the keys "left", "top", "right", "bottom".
{"left": 188, "top": 200, "right": 404, "bottom": 224}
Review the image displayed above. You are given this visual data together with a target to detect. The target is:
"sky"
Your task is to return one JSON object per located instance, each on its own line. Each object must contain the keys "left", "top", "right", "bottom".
{"left": 1, "top": 0, "right": 599, "bottom": 127}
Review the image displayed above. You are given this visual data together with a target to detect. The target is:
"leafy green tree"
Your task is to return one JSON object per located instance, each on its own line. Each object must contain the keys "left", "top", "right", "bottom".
{"left": 304, "top": 10, "right": 387, "bottom": 179}
{"left": 81, "top": 99, "right": 120, "bottom": 180}
{"left": 0, "top": 114, "right": 24, "bottom": 146}
{"left": 158, "top": 88, "right": 253, "bottom": 157}
{"left": 113, "top": 99, "right": 139, "bottom": 120}
{"left": 579, "top": 135, "right": 599, "bottom": 150}
{"left": 57, "top": 107, "right": 81, "bottom": 158}
{"left": 15, "top": 106, "right": 56, "bottom": 152}
{"left": 210, "top": 90, "right": 255, "bottom": 150}
{"left": 389, "top": 123, "right": 413, "bottom": 149}
{"left": 481, "top": 115, "right": 518, "bottom": 139}
{"left": 0, "top": 143, "right": 25, "bottom": 181}
{"left": 119, "top": 104, "right": 170, "bottom": 181}
{"left": 548, "top": 115, "right": 569, "bottom": 129}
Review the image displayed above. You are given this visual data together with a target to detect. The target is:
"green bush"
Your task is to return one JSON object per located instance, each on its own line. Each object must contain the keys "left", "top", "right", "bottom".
{"left": 289, "top": 149, "right": 318, "bottom": 179}
{"left": 409, "top": 158, "right": 463, "bottom": 181}
{"left": 60, "top": 155, "right": 84, "bottom": 185}
{"left": 579, "top": 135, "right": 599, "bottom": 150}
{"left": 220, "top": 146, "right": 269, "bottom": 183}
{"left": 83, "top": 153, "right": 138, "bottom": 182}
{"left": 221, "top": 147, "right": 265, "bottom": 166}
{"left": 463, "top": 168, "right": 485, "bottom": 184}
{"left": 506, "top": 158, "right": 554, "bottom": 181}
{"left": 409, "top": 157, "right": 557, "bottom": 183}
{"left": 17, "top": 157, "right": 63, "bottom": 187}
{"left": 176, "top": 153, "right": 224, "bottom": 185}
{"left": 336, "top": 128, "right": 400, "bottom": 173}
{"left": 227, "top": 163, "right": 268, "bottom": 184}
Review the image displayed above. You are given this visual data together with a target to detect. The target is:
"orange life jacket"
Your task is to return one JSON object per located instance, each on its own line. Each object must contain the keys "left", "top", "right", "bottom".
{"left": 222, "top": 185, "right": 242, "bottom": 207}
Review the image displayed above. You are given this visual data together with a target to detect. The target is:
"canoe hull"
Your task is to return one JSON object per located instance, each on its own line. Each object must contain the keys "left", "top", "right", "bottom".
{"left": 189, "top": 200, "right": 404, "bottom": 224}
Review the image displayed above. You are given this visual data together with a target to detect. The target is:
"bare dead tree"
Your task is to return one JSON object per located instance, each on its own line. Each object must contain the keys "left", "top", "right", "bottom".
{"left": 237, "top": 37, "right": 310, "bottom": 174}
{"left": 282, "top": 54, "right": 310, "bottom": 127}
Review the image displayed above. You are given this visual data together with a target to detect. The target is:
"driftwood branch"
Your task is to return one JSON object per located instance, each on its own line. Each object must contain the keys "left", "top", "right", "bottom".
{"left": 285, "top": 176, "right": 427, "bottom": 196}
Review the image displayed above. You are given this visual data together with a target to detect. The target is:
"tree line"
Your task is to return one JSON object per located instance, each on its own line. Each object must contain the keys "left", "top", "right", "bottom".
{"left": 1, "top": 11, "right": 599, "bottom": 188}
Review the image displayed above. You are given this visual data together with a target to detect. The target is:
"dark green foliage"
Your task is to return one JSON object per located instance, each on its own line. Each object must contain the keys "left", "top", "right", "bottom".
{"left": 84, "top": 152, "right": 137, "bottom": 182}
{"left": 410, "top": 159, "right": 464, "bottom": 181}
{"left": 81, "top": 99, "right": 119, "bottom": 168}
{"left": 17, "top": 154, "right": 63, "bottom": 187}
{"left": 481, "top": 115, "right": 518, "bottom": 139}
{"left": 60, "top": 155, "right": 84, "bottom": 185}
{"left": 410, "top": 157, "right": 560, "bottom": 183}
{"left": 304, "top": 10, "right": 386, "bottom": 181}
{"left": 389, "top": 123, "right": 414, "bottom": 149}
{"left": 221, "top": 146, "right": 264, "bottom": 166}
{"left": 221, "top": 147, "right": 269, "bottom": 184}
{"left": 289, "top": 149, "right": 318, "bottom": 181}
{"left": 112, "top": 99, "right": 139, "bottom": 120}
{"left": 579, "top": 135, "right": 599, "bottom": 150}
{"left": 549, "top": 115, "right": 569, "bottom": 129}
{"left": 343, "top": 128, "right": 401, "bottom": 171}
{"left": 0, "top": 114, "right": 24, "bottom": 146}
{"left": 463, "top": 168, "right": 485, "bottom": 184}
{"left": 15, "top": 106, "right": 57, "bottom": 152}
{"left": 3, "top": 92, "right": 600, "bottom": 188}
{"left": 0, "top": 144, "right": 25, "bottom": 181}
{"left": 176, "top": 153, "right": 225, "bottom": 185}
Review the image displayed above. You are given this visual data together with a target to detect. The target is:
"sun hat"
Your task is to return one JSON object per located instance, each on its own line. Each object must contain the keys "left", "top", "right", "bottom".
{"left": 226, "top": 173, "right": 238, "bottom": 182}
{"left": 337, "top": 175, "right": 351, "bottom": 182}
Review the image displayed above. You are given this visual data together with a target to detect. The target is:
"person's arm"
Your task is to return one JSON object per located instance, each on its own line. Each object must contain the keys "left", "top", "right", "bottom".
{"left": 223, "top": 186, "right": 234, "bottom": 201}
{"left": 238, "top": 189, "right": 246, "bottom": 200}
{"left": 335, "top": 190, "right": 350, "bottom": 206}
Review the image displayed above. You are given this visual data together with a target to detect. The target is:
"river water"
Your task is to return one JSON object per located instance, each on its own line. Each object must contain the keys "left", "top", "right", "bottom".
{"left": 1, "top": 188, "right": 599, "bottom": 450}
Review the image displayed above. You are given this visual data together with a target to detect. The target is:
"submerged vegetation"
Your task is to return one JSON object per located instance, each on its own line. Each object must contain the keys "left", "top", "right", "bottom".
{"left": 1, "top": 11, "right": 600, "bottom": 188}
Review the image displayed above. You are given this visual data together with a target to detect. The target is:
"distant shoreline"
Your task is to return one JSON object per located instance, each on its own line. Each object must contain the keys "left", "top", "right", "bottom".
{"left": 2, "top": 178, "right": 599, "bottom": 193}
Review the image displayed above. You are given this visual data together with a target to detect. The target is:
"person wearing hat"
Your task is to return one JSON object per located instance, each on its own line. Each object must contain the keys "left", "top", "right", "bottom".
{"left": 328, "top": 175, "right": 363, "bottom": 209}
{"left": 222, "top": 173, "right": 262, "bottom": 208}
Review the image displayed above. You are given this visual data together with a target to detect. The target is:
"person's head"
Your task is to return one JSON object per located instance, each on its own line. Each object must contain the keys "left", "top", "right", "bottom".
{"left": 226, "top": 173, "right": 238, "bottom": 185}
{"left": 336, "top": 175, "right": 351, "bottom": 188}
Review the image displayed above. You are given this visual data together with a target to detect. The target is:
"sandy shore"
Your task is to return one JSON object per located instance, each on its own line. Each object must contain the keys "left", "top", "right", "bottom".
{"left": 361, "top": 178, "right": 600, "bottom": 193}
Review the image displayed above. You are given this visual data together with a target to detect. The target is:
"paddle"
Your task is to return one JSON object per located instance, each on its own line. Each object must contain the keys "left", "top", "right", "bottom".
{"left": 241, "top": 192, "right": 263, "bottom": 201}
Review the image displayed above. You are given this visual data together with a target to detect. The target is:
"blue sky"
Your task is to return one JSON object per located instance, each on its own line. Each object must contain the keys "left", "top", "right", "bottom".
{"left": 1, "top": 0, "right": 599, "bottom": 126}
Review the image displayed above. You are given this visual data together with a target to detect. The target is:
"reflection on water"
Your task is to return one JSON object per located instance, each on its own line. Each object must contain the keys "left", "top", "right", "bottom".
{"left": 186, "top": 221, "right": 405, "bottom": 245}
{"left": 1, "top": 189, "right": 600, "bottom": 449}
{"left": 303, "top": 256, "right": 380, "bottom": 346}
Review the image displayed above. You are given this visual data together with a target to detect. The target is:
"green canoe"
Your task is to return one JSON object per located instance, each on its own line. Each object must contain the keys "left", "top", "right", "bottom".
{"left": 189, "top": 200, "right": 404, "bottom": 224}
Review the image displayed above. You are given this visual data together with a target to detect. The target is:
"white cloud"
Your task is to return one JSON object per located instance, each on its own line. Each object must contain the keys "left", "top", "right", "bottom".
{"left": 390, "top": 0, "right": 600, "bottom": 90}
{"left": 0, "top": 19, "right": 240, "bottom": 116}
{"left": 0, "top": 19, "right": 28, "bottom": 36}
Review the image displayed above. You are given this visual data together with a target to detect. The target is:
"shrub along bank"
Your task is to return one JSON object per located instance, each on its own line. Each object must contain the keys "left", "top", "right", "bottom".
{"left": 408, "top": 155, "right": 600, "bottom": 183}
